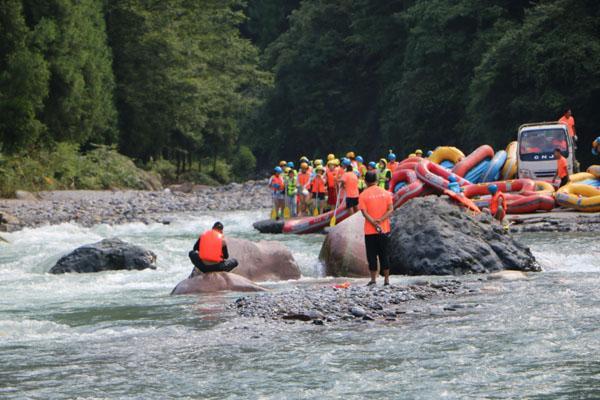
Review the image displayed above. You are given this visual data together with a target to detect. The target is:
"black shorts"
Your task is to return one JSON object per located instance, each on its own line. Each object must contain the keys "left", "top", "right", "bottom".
{"left": 560, "top": 176, "right": 569, "bottom": 188}
{"left": 346, "top": 197, "right": 359, "bottom": 208}
{"left": 312, "top": 192, "right": 326, "bottom": 200}
{"left": 364, "top": 234, "right": 390, "bottom": 272}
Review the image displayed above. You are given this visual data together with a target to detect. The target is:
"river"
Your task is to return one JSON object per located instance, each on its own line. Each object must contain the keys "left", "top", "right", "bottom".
{"left": 1, "top": 210, "right": 599, "bottom": 399}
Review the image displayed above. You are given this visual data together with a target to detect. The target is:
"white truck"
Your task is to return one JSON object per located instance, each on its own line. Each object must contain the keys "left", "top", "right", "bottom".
{"left": 517, "top": 122, "right": 574, "bottom": 182}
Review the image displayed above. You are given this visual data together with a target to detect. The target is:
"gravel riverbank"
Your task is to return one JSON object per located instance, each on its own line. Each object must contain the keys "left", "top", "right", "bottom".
{"left": 0, "top": 180, "right": 270, "bottom": 232}
{"left": 230, "top": 279, "right": 481, "bottom": 325}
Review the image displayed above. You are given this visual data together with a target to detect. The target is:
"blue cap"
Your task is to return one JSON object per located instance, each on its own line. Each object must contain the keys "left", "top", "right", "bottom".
{"left": 274, "top": 166, "right": 283, "bottom": 173}
{"left": 287, "top": 161, "right": 294, "bottom": 168}
{"left": 387, "top": 153, "right": 396, "bottom": 161}
{"left": 368, "top": 161, "right": 377, "bottom": 168}
{"left": 426, "top": 150, "right": 433, "bottom": 157}
{"left": 488, "top": 184, "right": 498, "bottom": 194}
{"left": 448, "top": 174, "right": 457, "bottom": 183}
{"left": 341, "top": 158, "right": 351, "bottom": 166}
{"left": 355, "top": 155, "right": 364, "bottom": 163}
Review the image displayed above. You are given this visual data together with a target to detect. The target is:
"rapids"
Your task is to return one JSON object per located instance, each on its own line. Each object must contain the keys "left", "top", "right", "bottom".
{"left": 1, "top": 211, "right": 599, "bottom": 399}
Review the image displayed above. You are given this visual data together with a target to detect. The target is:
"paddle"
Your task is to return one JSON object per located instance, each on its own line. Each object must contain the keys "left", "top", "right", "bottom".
{"left": 330, "top": 187, "right": 343, "bottom": 227}
{"left": 283, "top": 193, "right": 291, "bottom": 219}
{"left": 313, "top": 194, "right": 319, "bottom": 216}
{"left": 270, "top": 192, "right": 277, "bottom": 220}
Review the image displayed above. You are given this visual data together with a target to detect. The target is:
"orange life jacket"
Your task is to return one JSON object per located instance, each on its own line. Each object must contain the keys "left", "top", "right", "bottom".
{"left": 270, "top": 175, "right": 284, "bottom": 192}
{"left": 311, "top": 174, "right": 326, "bottom": 193}
{"left": 298, "top": 171, "right": 311, "bottom": 188}
{"left": 326, "top": 170, "right": 336, "bottom": 187}
{"left": 199, "top": 229, "right": 223, "bottom": 263}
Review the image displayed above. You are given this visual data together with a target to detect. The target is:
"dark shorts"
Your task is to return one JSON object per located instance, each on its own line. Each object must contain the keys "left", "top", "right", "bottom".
{"left": 312, "top": 192, "right": 326, "bottom": 200}
{"left": 560, "top": 176, "right": 569, "bottom": 188}
{"left": 188, "top": 251, "right": 239, "bottom": 277}
{"left": 346, "top": 197, "right": 359, "bottom": 208}
{"left": 364, "top": 233, "right": 390, "bottom": 272}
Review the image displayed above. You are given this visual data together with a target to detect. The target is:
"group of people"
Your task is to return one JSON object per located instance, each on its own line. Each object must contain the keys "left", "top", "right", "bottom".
{"left": 267, "top": 150, "right": 428, "bottom": 220}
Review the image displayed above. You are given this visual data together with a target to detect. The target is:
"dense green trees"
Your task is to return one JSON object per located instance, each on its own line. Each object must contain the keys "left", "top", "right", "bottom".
{"left": 2, "top": 0, "right": 600, "bottom": 181}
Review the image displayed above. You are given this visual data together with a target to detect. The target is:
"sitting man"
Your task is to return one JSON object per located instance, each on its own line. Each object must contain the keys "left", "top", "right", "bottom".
{"left": 188, "top": 221, "right": 238, "bottom": 278}
{"left": 488, "top": 184, "right": 507, "bottom": 223}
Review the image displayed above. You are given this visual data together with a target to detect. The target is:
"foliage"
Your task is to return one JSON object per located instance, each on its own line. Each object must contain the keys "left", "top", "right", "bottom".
{"left": 230, "top": 145, "right": 257, "bottom": 180}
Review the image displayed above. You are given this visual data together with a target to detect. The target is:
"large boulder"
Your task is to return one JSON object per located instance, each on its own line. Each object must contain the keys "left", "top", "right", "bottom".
{"left": 319, "top": 196, "right": 540, "bottom": 277}
{"left": 170, "top": 272, "right": 266, "bottom": 295}
{"left": 253, "top": 219, "right": 284, "bottom": 234}
{"left": 319, "top": 213, "right": 369, "bottom": 277}
{"left": 228, "top": 238, "right": 301, "bottom": 281}
{"left": 49, "top": 238, "right": 157, "bottom": 274}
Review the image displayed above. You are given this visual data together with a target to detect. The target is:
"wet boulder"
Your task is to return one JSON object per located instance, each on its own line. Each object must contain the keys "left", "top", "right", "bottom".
{"left": 49, "top": 238, "right": 157, "bottom": 274}
{"left": 319, "top": 213, "right": 370, "bottom": 277}
{"left": 319, "top": 196, "right": 540, "bottom": 277}
{"left": 170, "top": 272, "right": 266, "bottom": 295}
{"left": 253, "top": 219, "right": 284, "bottom": 234}
{"left": 227, "top": 238, "right": 301, "bottom": 281}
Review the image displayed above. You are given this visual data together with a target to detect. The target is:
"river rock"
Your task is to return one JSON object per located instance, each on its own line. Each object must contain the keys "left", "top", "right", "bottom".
{"left": 253, "top": 219, "right": 285, "bottom": 234}
{"left": 0, "top": 212, "right": 20, "bottom": 232}
{"left": 170, "top": 272, "right": 266, "bottom": 294}
{"left": 228, "top": 238, "right": 301, "bottom": 281}
{"left": 49, "top": 238, "right": 157, "bottom": 274}
{"left": 319, "top": 196, "right": 540, "bottom": 277}
{"left": 319, "top": 213, "right": 369, "bottom": 277}
{"left": 15, "top": 190, "right": 38, "bottom": 201}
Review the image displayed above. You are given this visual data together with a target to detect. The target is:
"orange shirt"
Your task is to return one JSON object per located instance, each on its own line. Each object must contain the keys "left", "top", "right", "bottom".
{"left": 342, "top": 171, "right": 359, "bottom": 198}
{"left": 359, "top": 185, "right": 393, "bottom": 235}
{"left": 556, "top": 155, "right": 568, "bottom": 178}
{"left": 326, "top": 169, "right": 336, "bottom": 187}
{"left": 387, "top": 161, "right": 398, "bottom": 172}
{"left": 558, "top": 115, "right": 575, "bottom": 138}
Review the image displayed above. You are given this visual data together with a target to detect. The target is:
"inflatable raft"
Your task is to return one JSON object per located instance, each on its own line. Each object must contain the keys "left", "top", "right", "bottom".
{"left": 555, "top": 183, "right": 600, "bottom": 212}
{"left": 453, "top": 145, "right": 494, "bottom": 183}
{"left": 501, "top": 141, "right": 518, "bottom": 180}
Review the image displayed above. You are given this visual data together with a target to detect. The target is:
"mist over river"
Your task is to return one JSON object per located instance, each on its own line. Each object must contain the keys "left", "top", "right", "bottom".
{"left": 1, "top": 210, "right": 599, "bottom": 399}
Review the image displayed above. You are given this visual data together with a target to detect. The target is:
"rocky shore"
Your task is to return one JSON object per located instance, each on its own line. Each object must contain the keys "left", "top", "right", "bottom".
{"left": 229, "top": 279, "right": 483, "bottom": 325}
{"left": 0, "top": 180, "right": 270, "bottom": 232}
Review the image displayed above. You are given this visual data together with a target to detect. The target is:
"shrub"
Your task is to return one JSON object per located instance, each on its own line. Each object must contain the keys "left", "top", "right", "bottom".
{"left": 231, "top": 145, "right": 257, "bottom": 180}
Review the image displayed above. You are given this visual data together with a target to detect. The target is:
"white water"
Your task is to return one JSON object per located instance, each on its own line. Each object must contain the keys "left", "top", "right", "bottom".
{"left": 1, "top": 212, "right": 599, "bottom": 399}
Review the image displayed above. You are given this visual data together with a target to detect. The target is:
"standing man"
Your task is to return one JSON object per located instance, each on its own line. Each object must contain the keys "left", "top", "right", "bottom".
{"left": 188, "top": 222, "right": 238, "bottom": 278}
{"left": 297, "top": 162, "right": 312, "bottom": 216}
{"left": 325, "top": 159, "right": 338, "bottom": 212}
{"left": 553, "top": 148, "right": 569, "bottom": 188}
{"left": 268, "top": 166, "right": 285, "bottom": 219}
{"left": 341, "top": 159, "right": 360, "bottom": 214}
{"left": 359, "top": 171, "right": 393, "bottom": 286}
{"left": 558, "top": 108, "right": 577, "bottom": 142}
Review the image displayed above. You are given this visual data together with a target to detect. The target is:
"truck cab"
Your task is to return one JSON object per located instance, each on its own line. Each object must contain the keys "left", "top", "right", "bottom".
{"left": 517, "top": 122, "right": 574, "bottom": 182}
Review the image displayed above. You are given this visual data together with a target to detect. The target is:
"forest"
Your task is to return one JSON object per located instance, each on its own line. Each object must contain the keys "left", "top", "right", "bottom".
{"left": 1, "top": 0, "right": 600, "bottom": 193}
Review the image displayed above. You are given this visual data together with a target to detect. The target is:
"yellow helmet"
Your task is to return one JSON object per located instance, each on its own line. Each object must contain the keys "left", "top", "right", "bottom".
{"left": 333, "top": 158, "right": 340, "bottom": 166}
{"left": 279, "top": 160, "right": 287, "bottom": 167}
{"left": 415, "top": 149, "right": 423, "bottom": 155}
{"left": 379, "top": 158, "right": 387, "bottom": 166}
{"left": 408, "top": 153, "right": 416, "bottom": 158}
{"left": 327, "top": 153, "right": 335, "bottom": 161}
{"left": 284, "top": 167, "right": 291, "bottom": 173}
{"left": 346, "top": 151, "right": 355, "bottom": 159}
{"left": 314, "top": 159, "right": 323, "bottom": 166}
{"left": 300, "top": 162, "right": 309, "bottom": 169}
{"left": 300, "top": 156, "right": 309, "bottom": 163}
{"left": 316, "top": 165, "right": 325, "bottom": 172}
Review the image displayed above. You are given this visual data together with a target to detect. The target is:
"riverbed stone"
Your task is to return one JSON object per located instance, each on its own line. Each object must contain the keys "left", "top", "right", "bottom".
{"left": 252, "top": 219, "right": 285, "bottom": 234}
{"left": 170, "top": 272, "right": 266, "bottom": 294}
{"left": 319, "top": 196, "right": 540, "bottom": 277}
{"left": 227, "top": 238, "right": 301, "bottom": 282}
{"left": 15, "top": 190, "right": 38, "bottom": 201}
{"left": 49, "top": 238, "right": 157, "bottom": 274}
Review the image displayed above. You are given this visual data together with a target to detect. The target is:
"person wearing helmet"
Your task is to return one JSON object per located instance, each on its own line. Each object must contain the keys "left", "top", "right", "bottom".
{"left": 279, "top": 160, "right": 287, "bottom": 168}
{"left": 188, "top": 221, "right": 239, "bottom": 277}
{"left": 284, "top": 167, "right": 298, "bottom": 217}
{"left": 387, "top": 152, "right": 398, "bottom": 172}
{"left": 308, "top": 165, "right": 327, "bottom": 214}
{"left": 297, "top": 162, "right": 312, "bottom": 216}
{"left": 326, "top": 159, "right": 339, "bottom": 211}
{"left": 367, "top": 161, "right": 377, "bottom": 172}
{"left": 268, "top": 167, "right": 285, "bottom": 219}
{"left": 415, "top": 149, "right": 423, "bottom": 158}
{"left": 487, "top": 184, "right": 507, "bottom": 223}
{"left": 314, "top": 159, "right": 323, "bottom": 167}
{"left": 327, "top": 153, "right": 335, "bottom": 161}
{"left": 355, "top": 155, "right": 367, "bottom": 193}
{"left": 341, "top": 159, "right": 360, "bottom": 214}
{"left": 359, "top": 171, "right": 393, "bottom": 286}
{"left": 377, "top": 159, "right": 392, "bottom": 190}
{"left": 346, "top": 151, "right": 358, "bottom": 169}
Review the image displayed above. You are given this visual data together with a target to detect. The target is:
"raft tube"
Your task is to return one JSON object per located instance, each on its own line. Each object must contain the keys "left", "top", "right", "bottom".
{"left": 474, "top": 193, "right": 555, "bottom": 214}
{"left": 428, "top": 146, "right": 465, "bottom": 166}
{"left": 463, "top": 179, "right": 536, "bottom": 198}
{"left": 452, "top": 145, "right": 495, "bottom": 182}
{"left": 282, "top": 206, "right": 353, "bottom": 234}
{"left": 389, "top": 169, "right": 418, "bottom": 193}
{"left": 415, "top": 159, "right": 470, "bottom": 193}
{"left": 555, "top": 183, "right": 600, "bottom": 212}
{"left": 587, "top": 165, "right": 600, "bottom": 178}
{"left": 481, "top": 150, "right": 507, "bottom": 183}
{"left": 394, "top": 180, "right": 427, "bottom": 209}
{"left": 501, "top": 141, "right": 518, "bottom": 180}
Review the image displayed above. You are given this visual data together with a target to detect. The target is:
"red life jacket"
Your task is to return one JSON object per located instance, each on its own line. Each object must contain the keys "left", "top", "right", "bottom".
{"left": 270, "top": 175, "right": 284, "bottom": 192}
{"left": 490, "top": 192, "right": 506, "bottom": 215}
{"left": 199, "top": 229, "right": 223, "bottom": 263}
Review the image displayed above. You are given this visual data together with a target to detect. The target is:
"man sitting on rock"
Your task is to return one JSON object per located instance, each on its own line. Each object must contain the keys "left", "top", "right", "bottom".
{"left": 359, "top": 171, "right": 394, "bottom": 286}
{"left": 487, "top": 184, "right": 507, "bottom": 224}
{"left": 189, "top": 222, "right": 238, "bottom": 278}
